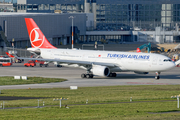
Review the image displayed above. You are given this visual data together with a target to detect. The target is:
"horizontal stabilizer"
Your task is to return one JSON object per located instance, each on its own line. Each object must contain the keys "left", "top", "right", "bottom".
{"left": 27, "top": 48, "right": 41, "bottom": 53}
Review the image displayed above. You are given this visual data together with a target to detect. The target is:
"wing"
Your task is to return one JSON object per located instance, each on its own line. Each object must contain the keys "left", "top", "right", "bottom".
{"left": 17, "top": 57, "right": 118, "bottom": 67}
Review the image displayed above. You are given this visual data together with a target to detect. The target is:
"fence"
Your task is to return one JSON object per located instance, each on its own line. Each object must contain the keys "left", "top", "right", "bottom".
{"left": 1, "top": 47, "right": 32, "bottom": 57}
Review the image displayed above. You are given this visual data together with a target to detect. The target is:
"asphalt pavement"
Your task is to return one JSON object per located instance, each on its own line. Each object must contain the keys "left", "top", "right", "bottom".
{"left": 0, "top": 63, "right": 179, "bottom": 90}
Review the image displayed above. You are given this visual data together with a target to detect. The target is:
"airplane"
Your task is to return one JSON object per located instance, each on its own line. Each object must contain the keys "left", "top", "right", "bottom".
{"left": 6, "top": 52, "right": 15, "bottom": 58}
{"left": 5, "top": 52, "right": 24, "bottom": 63}
{"left": 20, "top": 18, "right": 179, "bottom": 79}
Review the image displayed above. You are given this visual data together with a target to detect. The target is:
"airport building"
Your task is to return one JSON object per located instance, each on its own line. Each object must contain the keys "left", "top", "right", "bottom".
{"left": 16, "top": 0, "right": 180, "bottom": 31}
{"left": 15, "top": 0, "right": 180, "bottom": 44}
{"left": 0, "top": 13, "right": 87, "bottom": 48}
{"left": 1, "top": 0, "right": 180, "bottom": 48}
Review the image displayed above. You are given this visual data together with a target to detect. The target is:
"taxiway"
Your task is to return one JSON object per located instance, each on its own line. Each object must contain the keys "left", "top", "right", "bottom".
{"left": 0, "top": 63, "right": 180, "bottom": 89}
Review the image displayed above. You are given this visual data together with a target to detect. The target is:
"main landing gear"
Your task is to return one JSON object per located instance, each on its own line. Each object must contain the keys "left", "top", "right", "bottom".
{"left": 155, "top": 72, "right": 160, "bottom": 80}
{"left": 108, "top": 73, "right": 117, "bottom": 77}
{"left": 81, "top": 73, "right": 93, "bottom": 78}
{"left": 81, "top": 72, "right": 117, "bottom": 78}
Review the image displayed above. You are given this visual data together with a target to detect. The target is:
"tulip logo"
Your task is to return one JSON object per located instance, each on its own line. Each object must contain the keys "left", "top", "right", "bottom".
{"left": 30, "top": 28, "right": 44, "bottom": 48}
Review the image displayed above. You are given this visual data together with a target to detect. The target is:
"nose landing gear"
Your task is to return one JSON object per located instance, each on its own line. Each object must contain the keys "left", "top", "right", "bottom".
{"left": 155, "top": 72, "right": 160, "bottom": 80}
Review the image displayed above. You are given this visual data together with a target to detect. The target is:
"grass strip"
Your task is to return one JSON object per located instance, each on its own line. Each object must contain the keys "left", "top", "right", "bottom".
{"left": 0, "top": 76, "right": 67, "bottom": 85}
{"left": 0, "top": 85, "right": 180, "bottom": 119}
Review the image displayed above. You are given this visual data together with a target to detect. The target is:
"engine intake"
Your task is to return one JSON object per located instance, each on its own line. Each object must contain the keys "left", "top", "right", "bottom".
{"left": 91, "top": 65, "right": 110, "bottom": 77}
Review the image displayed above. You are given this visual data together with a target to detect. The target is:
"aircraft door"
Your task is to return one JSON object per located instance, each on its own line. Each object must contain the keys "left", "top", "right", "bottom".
{"left": 152, "top": 57, "right": 157, "bottom": 65}
{"left": 50, "top": 49, "right": 54, "bottom": 59}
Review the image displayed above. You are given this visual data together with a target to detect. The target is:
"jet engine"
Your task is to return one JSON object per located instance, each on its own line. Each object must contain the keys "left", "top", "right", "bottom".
{"left": 91, "top": 65, "right": 110, "bottom": 77}
{"left": 134, "top": 71, "right": 149, "bottom": 74}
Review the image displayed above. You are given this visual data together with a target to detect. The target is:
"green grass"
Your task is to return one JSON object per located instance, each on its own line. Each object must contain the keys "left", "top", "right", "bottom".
{"left": 0, "top": 76, "right": 67, "bottom": 85}
{"left": 0, "top": 85, "right": 180, "bottom": 119}
{"left": 1, "top": 102, "right": 180, "bottom": 120}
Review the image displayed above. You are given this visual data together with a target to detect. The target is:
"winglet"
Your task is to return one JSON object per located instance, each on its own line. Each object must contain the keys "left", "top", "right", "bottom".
{"left": 25, "top": 18, "right": 56, "bottom": 49}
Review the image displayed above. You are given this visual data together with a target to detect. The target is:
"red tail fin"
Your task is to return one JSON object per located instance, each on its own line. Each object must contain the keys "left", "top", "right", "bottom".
{"left": 25, "top": 18, "right": 56, "bottom": 49}
{"left": 136, "top": 48, "right": 141, "bottom": 53}
{"left": 5, "top": 52, "right": 14, "bottom": 58}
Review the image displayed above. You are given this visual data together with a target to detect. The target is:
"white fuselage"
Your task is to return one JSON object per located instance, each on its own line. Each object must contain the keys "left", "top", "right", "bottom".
{"left": 39, "top": 48, "right": 175, "bottom": 73}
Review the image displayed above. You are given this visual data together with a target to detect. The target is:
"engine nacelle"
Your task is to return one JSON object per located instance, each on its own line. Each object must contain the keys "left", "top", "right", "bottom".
{"left": 134, "top": 71, "right": 149, "bottom": 74}
{"left": 91, "top": 65, "right": 110, "bottom": 77}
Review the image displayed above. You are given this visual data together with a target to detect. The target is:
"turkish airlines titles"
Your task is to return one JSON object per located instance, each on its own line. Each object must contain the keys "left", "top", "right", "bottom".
{"left": 107, "top": 53, "right": 150, "bottom": 60}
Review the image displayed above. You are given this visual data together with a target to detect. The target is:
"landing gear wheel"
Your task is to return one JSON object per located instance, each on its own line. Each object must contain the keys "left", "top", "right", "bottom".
{"left": 40, "top": 64, "right": 43, "bottom": 67}
{"left": 108, "top": 73, "right": 117, "bottom": 77}
{"left": 112, "top": 73, "right": 116, "bottom": 77}
{"left": 57, "top": 65, "right": 62, "bottom": 67}
{"left": 86, "top": 74, "right": 91, "bottom": 78}
{"left": 109, "top": 73, "right": 113, "bottom": 77}
{"left": 81, "top": 74, "right": 93, "bottom": 78}
{"left": 155, "top": 76, "right": 160, "bottom": 80}
{"left": 81, "top": 74, "right": 86, "bottom": 78}
{"left": 86, "top": 74, "right": 93, "bottom": 78}
{"left": 90, "top": 74, "right": 93, "bottom": 78}
{"left": 45, "top": 64, "right": 48, "bottom": 67}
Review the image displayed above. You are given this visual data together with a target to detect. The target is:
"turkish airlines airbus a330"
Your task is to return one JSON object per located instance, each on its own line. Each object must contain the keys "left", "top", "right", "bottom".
{"left": 21, "top": 18, "right": 179, "bottom": 79}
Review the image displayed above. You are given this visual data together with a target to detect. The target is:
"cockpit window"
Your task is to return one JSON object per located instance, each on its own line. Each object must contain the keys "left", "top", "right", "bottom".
{"left": 164, "top": 59, "right": 172, "bottom": 62}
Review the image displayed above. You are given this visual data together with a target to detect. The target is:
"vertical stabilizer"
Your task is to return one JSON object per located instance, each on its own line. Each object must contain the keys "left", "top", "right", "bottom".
{"left": 5, "top": 52, "right": 14, "bottom": 58}
{"left": 25, "top": 18, "right": 56, "bottom": 49}
{"left": 136, "top": 48, "right": 141, "bottom": 52}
